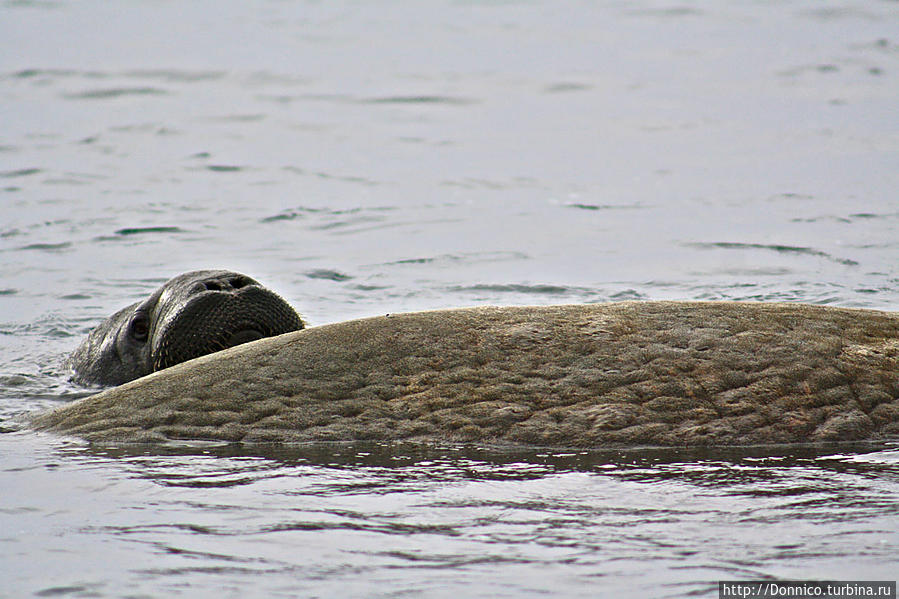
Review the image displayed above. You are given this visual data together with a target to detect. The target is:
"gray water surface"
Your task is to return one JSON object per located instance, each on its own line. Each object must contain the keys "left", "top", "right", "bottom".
{"left": 2, "top": 1, "right": 899, "bottom": 597}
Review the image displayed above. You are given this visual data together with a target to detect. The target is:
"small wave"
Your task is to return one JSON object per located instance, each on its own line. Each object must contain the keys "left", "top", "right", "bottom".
{"left": 566, "top": 203, "right": 642, "bottom": 211}
{"left": 12, "top": 68, "right": 77, "bottom": 79}
{"left": 624, "top": 6, "right": 704, "bottom": 18}
{"left": 206, "top": 114, "right": 264, "bottom": 123}
{"left": 280, "top": 167, "right": 382, "bottom": 187}
{"left": 0, "top": 168, "right": 41, "bottom": 178}
{"left": 440, "top": 178, "right": 536, "bottom": 190}
{"left": 380, "top": 252, "right": 529, "bottom": 268}
{"left": 791, "top": 212, "right": 898, "bottom": 224}
{"left": 389, "top": 257, "right": 436, "bottom": 265}
{"left": 205, "top": 165, "right": 244, "bottom": 172}
{"left": 122, "top": 69, "right": 225, "bottom": 82}
{"left": 260, "top": 212, "right": 300, "bottom": 223}
{"left": 696, "top": 267, "right": 794, "bottom": 277}
{"left": 20, "top": 242, "right": 71, "bottom": 251}
{"left": 849, "top": 212, "right": 899, "bottom": 220}
{"left": 305, "top": 269, "right": 353, "bottom": 282}
{"left": 362, "top": 95, "right": 475, "bottom": 105}
{"left": 543, "top": 82, "right": 593, "bottom": 93}
{"left": 446, "top": 286, "right": 641, "bottom": 301}
{"left": 64, "top": 87, "right": 168, "bottom": 100}
{"left": 288, "top": 93, "right": 475, "bottom": 106}
{"left": 609, "top": 289, "right": 647, "bottom": 300}
{"left": 685, "top": 242, "right": 859, "bottom": 266}
{"left": 448, "top": 283, "right": 580, "bottom": 295}
{"left": 799, "top": 6, "right": 877, "bottom": 21}
{"left": 260, "top": 206, "right": 397, "bottom": 228}
{"left": 312, "top": 171, "right": 380, "bottom": 186}
{"left": 12, "top": 68, "right": 223, "bottom": 82}
{"left": 113, "top": 227, "right": 183, "bottom": 236}
{"left": 260, "top": 206, "right": 358, "bottom": 223}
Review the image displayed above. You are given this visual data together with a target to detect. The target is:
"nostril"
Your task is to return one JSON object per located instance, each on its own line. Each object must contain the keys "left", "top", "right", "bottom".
{"left": 198, "top": 275, "right": 253, "bottom": 294}
{"left": 229, "top": 276, "right": 250, "bottom": 289}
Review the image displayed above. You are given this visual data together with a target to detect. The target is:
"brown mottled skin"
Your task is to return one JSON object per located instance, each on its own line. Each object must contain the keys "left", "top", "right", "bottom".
{"left": 37, "top": 301, "right": 899, "bottom": 447}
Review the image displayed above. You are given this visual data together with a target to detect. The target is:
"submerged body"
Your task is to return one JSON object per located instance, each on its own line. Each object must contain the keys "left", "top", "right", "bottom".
{"left": 41, "top": 301, "right": 899, "bottom": 447}
{"left": 68, "top": 270, "right": 305, "bottom": 386}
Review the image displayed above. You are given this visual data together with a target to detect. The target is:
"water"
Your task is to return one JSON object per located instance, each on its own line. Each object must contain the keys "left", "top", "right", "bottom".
{"left": 1, "top": 0, "right": 898, "bottom": 596}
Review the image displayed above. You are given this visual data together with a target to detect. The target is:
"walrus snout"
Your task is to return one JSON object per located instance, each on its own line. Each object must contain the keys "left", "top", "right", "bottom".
{"left": 68, "top": 269, "right": 305, "bottom": 386}
{"left": 152, "top": 283, "right": 304, "bottom": 371}
{"left": 191, "top": 273, "right": 257, "bottom": 295}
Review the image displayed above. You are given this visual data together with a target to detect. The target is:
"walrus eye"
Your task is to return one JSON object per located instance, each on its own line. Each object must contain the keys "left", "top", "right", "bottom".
{"left": 129, "top": 313, "right": 150, "bottom": 342}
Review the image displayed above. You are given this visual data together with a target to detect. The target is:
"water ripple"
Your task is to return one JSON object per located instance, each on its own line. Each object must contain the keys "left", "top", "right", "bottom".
{"left": 64, "top": 87, "right": 168, "bottom": 100}
{"left": 685, "top": 242, "right": 859, "bottom": 266}
{"left": 305, "top": 269, "right": 353, "bottom": 282}
{"left": 362, "top": 95, "right": 476, "bottom": 105}
{"left": 0, "top": 168, "right": 41, "bottom": 178}
{"left": 19, "top": 242, "right": 72, "bottom": 251}
{"left": 113, "top": 226, "right": 184, "bottom": 236}
{"left": 379, "top": 252, "right": 529, "bottom": 268}
{"left": 448, "top": 283, "right": 579, "bottom": 295}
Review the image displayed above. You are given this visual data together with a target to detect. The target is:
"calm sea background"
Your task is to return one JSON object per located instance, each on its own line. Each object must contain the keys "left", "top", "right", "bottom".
{"left": 2, "top": 1, "right": 899, "bottom": 597}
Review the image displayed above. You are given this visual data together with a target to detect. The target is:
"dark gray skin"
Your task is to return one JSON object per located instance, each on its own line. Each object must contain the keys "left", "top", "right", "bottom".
{"left": 68, "top": 270, "right": 305, "bottom": 386}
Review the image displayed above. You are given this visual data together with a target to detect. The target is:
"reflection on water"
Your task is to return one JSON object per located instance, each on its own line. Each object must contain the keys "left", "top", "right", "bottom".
{"left": 4, "top": 436, "right": 897, "bottom": 598}
{"left": 81, "top": 440, "right": 899, "bottom": 479}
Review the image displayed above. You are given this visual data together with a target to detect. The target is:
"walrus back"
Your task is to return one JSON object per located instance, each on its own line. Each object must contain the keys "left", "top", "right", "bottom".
{"left": 36, "top": 302, "right": 899, "bottom": 447}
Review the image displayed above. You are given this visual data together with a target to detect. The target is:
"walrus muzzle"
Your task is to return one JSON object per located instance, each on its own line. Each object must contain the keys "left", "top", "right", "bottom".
{"left": 152, "top": 286, "right": 303, "bottom": 372}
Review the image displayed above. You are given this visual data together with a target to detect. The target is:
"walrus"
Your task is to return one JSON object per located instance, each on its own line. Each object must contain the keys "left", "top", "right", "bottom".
{"left": 67, "top": 270, "right": 305, "bottom": 386}
{"left": 40, "top": 298, "right": 899, "bottom": 447}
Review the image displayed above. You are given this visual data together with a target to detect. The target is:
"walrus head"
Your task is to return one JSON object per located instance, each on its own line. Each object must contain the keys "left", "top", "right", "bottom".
{"left": 68, "top": 270, "right": 305, "bottom": 386}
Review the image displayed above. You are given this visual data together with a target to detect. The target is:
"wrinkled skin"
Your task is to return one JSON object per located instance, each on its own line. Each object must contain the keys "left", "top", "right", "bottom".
{"left": 43, "top": 301, "right": 899, "bottom": 446}
{"left": 68, "top": 270, "right": 305, "bottom": 386}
